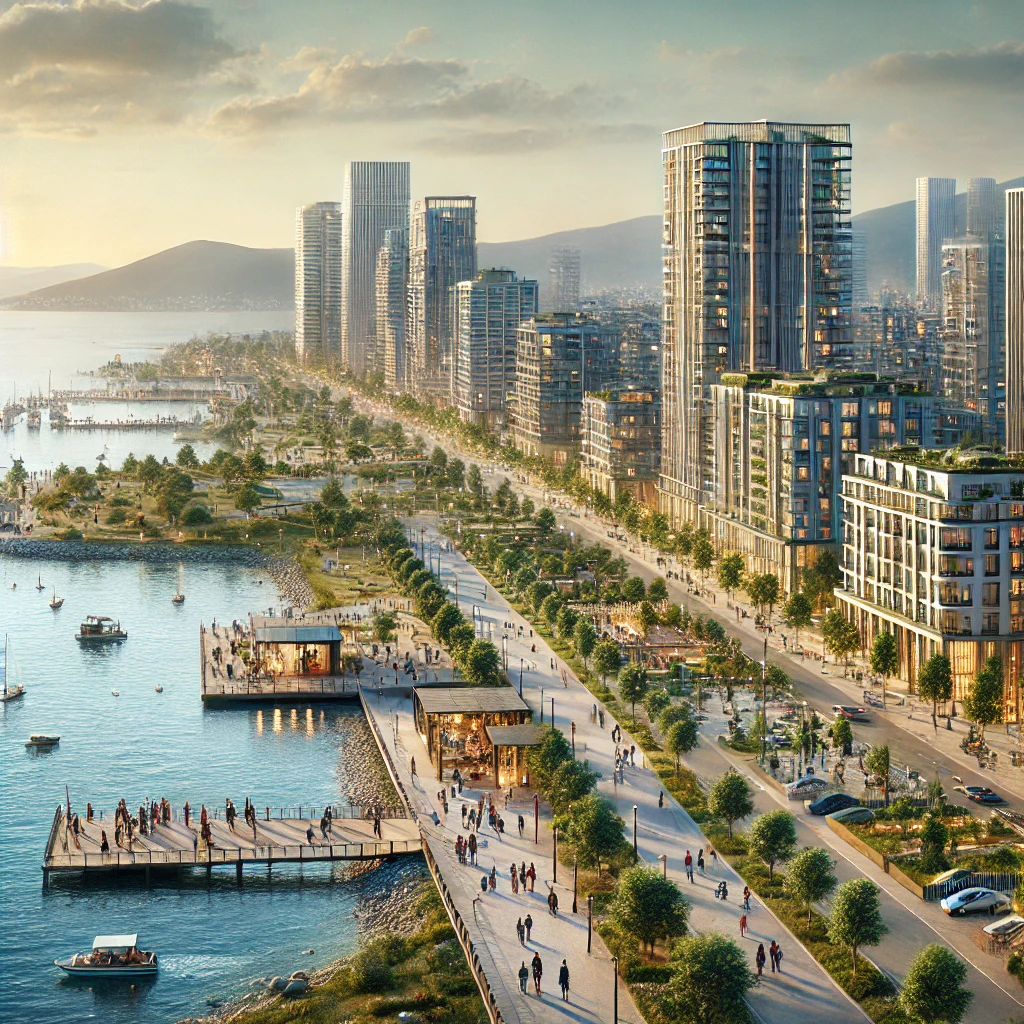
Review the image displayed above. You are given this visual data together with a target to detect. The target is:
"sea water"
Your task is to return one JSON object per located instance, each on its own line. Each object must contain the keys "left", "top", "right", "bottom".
{"left": 0, "top": 556, "right": 405, "bottom": 1024}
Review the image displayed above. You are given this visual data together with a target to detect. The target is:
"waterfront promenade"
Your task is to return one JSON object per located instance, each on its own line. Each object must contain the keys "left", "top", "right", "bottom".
{"left": 396, "top": 517, "right": 868, "bottom": 1024}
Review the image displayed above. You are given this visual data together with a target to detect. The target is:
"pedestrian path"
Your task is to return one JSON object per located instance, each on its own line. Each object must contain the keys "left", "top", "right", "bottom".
{"left": 416, "top": 518, "right": 867, "bottom": 1024}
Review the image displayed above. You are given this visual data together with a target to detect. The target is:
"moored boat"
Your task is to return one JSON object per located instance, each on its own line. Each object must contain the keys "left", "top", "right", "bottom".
{"left": 55, "top": 935, "right": 158, "bottom": 978}
{"left": 50, "top": 587, "right": 64, "bottom": 610}
{"left": 1, "top": 635, "right": 24, "bottom": 702}
{"left": 75, "top": 615, "right": 127, "bottom": 643}
{"left": 25, "top": 734, "right": 60, "bottom": 747}
{"left": 36, "top": 574, "right": 44, "bottom": 591}
{"left": 171, "top": 592, "right": 185, "bottom": 604}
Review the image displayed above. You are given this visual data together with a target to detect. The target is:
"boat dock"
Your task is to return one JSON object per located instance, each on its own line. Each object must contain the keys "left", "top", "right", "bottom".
{"left": 42, "top": 804, "right": 421, "bottom": 887}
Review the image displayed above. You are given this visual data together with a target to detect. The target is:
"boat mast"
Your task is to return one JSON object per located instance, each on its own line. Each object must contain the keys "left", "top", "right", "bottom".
{"left": 2, "top": 634, "right": 7, "bottom": 697}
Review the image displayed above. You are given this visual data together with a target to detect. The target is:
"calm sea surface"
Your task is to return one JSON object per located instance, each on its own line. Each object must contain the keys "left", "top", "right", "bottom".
{"left": 0, "top": 310, "right": 292, "bottom": 475}
{"left": 0, "top": 557, "right": 402, "bottom": 1024}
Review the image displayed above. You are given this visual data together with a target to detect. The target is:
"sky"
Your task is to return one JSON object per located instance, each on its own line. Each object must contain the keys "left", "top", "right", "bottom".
{"left": 1, "top": 0, "right": 1022, "bottom": 268}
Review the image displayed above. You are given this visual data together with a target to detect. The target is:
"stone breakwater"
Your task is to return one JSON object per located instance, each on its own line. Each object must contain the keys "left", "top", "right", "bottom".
{"left": 0, "top": 538, "right": 314, "bottom": 609}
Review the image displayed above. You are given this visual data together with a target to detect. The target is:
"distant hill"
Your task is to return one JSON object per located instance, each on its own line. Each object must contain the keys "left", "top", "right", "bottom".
{"left": 853, "top": 176, "right": 1024, "bottom": 296}
{"left": 479, "top": 216, "right": 661, "bottom": 296}
{"left": 0, "top": 263, "right": 106, "bottom": 300}
{"left": 3, "top": 240, "right": 293, "bottom": 311}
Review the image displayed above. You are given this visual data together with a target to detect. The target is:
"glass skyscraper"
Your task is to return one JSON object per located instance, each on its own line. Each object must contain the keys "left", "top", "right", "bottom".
{"left": 294, "top": 202, "right": 342, "bottom": 363}
{"left": 916, "top": 176, "right": 956, "bottom": 308}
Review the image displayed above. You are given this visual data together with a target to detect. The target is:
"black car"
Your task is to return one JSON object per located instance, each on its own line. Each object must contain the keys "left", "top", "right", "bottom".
{"left": 808, "top": 792, "right": 861, "bottom": 816}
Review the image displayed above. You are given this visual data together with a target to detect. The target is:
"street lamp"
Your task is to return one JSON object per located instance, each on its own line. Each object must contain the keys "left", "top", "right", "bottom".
{"left": 534, "top": 793, "right": 539, "bottom": 844}
{"left": 570, "top": 720, "right": 576, "bottom": 758}
{"left": 632, "top": 805, "right": 638, "bottom": 861}
{"left": 553, "top": 824, "right": 558, "bottom": 883}
{"left": 519, "top": 657, "right": 524, "bottom": 697}
{"left": 572, "top": 855, "right": 578, "bottom": 913}
{"left": 540, "top": 687, "right": 544, "bottom": 723}
{"left": 658, "top": 853, "right": 667, "bottom": 878}
{"left": 587, "top": 894, "right": 594, "bottom": 953}
{"left": 612, "top": 956, "right": 619, "bottom": 1024}
{"left": 760, "top": 634, "right": 768, "bottom": 766}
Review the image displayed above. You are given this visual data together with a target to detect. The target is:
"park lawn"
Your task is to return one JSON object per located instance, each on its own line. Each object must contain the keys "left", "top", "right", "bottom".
{"left": 298, "top": 544, "right": 394, "bottom": 610}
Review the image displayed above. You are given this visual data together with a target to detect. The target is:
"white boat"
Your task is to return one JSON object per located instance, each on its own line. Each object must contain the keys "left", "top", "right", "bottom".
{"left": 25, "top": 734, "right": 60, "bottom": 747}
{"left": 0, "top": 635, "right": 24, "bottom": 702}
{"left": 36, "top": 574, "right": 44, "bottom": 591}
{"left": 50, "top": 587, "right": 64, "bottom": 610}
{"left": 154, "top": 685, "right": 163, "bottom": 693}
{"left": 55, "top": 934, "right": 158, "bottom": 978}
{"left": 171, "top": 593, "right": 185, "bottom": 605}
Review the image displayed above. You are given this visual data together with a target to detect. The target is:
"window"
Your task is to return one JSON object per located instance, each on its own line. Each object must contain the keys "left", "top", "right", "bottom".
{"left": 985, "top": 527, "right": 999, "bottom": 550}
{"left": 796, "top": 467, "right": 810, "bottom": 481}
{"left": 983, "top": 583, "right": 1000, "bottom": 606}
{"left": 940, "top": 528, "right": 972, "bottom": 550}
{"left": 982, "top": 613, "right": 1000, "bottom": 636}
{"left": 985, "top": 554, "right": 1000, "bottom": 576}
{"left": 842, "top": 402, "right": 858, "bottom": 417}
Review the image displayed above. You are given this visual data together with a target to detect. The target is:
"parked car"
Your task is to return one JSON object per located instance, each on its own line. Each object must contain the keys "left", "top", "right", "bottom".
{"left": 809, "top": 792, "right": 860, "bottom": 816}
{"left": 940, "top": 887, "right": 1012, "bottom": 916}
{"left": 786, "top": 776, "right": 829, "bottom": 799}
{"left": 953, "top": 785, "right": 1005, "bottom": 804}
{"left": 832, "top": 704, "right": 870, "bottom": 722}
{"left": 828, "top": 805, "right": 876, "bottom": 825}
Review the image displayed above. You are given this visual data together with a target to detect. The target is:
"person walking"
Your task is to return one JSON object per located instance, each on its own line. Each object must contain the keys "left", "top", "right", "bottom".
{"left": 518, "top": 961, "right": 529, "bottom": 993}
{"left": 710, "top": 845, "right": 718, "bottom": 870}
{"left": 489, "top": 866, "right": 497, "bottom": 891}
{"left": 511, "top": 862, "right": 519, "bottom": 894}
{"left": 697, "top": 848, "right": 705, "bottom": 874}
{"left": 658, "top": 790, "right": 664, "bottom": 809}
{"left": 527, "top": 862, "right": 536, "bottom": 892}
{"left": 558, "top": 959, "right": 570, "bottom": 1001}
{"left": 547, "top": 889, "right": 559, "bottom": 916}
{"left": 742, "top": 885, "right": 751, "bottom": 911}
{"left": 519, "top": 862, "right": 527, "bottom": 888}
{"left": 685, "top": 850, "right": 694, "bottom": 882}
{"left": 518, "top": 814, "right": 525, "bottom": 838}
{"left": 524, "top": 913, "right": 533, "bottom": 944}
{"left": 755, "top": 943, "right": 766, "bottom": 977}
{"left": 739, "top": 912, "right": 748, "bottom": 938}
{"left": 774, "top": 942, "right": 783, "bottom": 973}
{"left": 531, "top": 952, "right": 543, "bottom": 996}
{"left": 517, "top": 918, "right": 525, "bottom": 945}
{"left": 769, "top": 940, "right": 778, "bottom": 973}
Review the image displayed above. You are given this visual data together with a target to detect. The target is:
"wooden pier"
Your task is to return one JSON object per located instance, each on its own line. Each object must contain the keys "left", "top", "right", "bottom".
{"left": 42, "top": 804, "right": 421, "bottom": 887}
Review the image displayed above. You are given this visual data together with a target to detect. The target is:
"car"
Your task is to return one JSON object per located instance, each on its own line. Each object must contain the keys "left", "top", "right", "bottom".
{"left": 828, "top": 805, "right": 876, "bottom": 825}
{"left": 940, "top": 887, "right": 1012, "bottom": 916}
{"left": 785, "top": 776, "right": 829, "bottom": 798}
{"left": 953, "top": 785, "right": 1006, "bottom": 804}
{"left": 832, "top": 704, "right": 871, "bottom": 722}
{"left": 809, "top": 792, "right": 861, "bottom": 816}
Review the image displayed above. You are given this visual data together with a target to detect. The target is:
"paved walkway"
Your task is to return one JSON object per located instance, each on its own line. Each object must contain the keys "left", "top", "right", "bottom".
{"left": 411, "top": 517, "right": 867, "bottom": 1024}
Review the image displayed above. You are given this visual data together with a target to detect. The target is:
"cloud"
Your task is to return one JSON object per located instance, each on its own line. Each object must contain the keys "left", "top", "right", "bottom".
{"left": 0, "top": 0, "right": 246, "bottom": 133}
{"left": 415, "top": 122, "right": 657, "bottom": 155}
{"left": 208, "top": 48, "right": 591, "bottom": 134}
{"left": 658, "top": 41, "right": 753, "bottom": 63}
{"left": 395, "top": 26, "right": 434, "bottom": 51}
{"left": 843, "top": 39, "right": 1024, "bottom": 91}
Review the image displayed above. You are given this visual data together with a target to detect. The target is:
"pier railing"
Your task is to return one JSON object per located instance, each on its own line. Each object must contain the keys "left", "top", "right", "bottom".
{"left": 201, "top": 675, "right": 360, "bottom": 699}
{"left": 70, "top": 803, "right": 407, "bottom": 824}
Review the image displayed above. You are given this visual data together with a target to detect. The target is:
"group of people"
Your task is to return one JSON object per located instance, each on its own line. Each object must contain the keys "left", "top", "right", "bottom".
{"left": 754, "top": 940, "right": 784, "bottom": 976}
{"left": 517, "top": 953, "right": 570, "bottom": 1000}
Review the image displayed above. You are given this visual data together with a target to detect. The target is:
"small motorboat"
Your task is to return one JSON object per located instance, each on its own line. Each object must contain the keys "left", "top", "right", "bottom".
{"left": 76, "top": 615, "right": 127, "bottom": 643}
{"left": 55, "top": 934, "right": 158, "bottom": 978}
{"left": 171, "top": 593, "right": 185, "bottom": 605}
{"left": 25, "top": 734, "right": 60, "bottom": 748}
{"left": 50, "top": 587, "right": 64, "bottom": 611}
{"left": 36, "top": 574, "right": 44, "bottom": 591}
{"left": 111, "top": 690, "right": 120, "bottom": 697}
{"left": 154, "top": 685, "right": 163, "bottom": 693}
{"left": 1, "top": 635, "right": 23, "bottom": 702}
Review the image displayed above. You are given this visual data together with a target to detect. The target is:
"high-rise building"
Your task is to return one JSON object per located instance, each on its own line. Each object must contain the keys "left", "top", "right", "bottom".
{"left": 408, "top": 197, "right": 477, "bottom": 398}
{"left": 852, "top": 226, "right": 868, "bottom": 308}
{"left": 375, "top": 228, "right": 409, "bottom": 392}
{"left": 582, "top": 384, "right": 661, "bottom": 505}
{"left": 659, "top": 121, "right": 854, "bottom": 527}
{"left": 341, "top": 161, "right": 410, "bottom": 377}
{"left": 1008, "top": 190, "right": 1024, "bottom": 455}
{"left": 916, "top": 177, "right": 956, "bottom": 308}
{"left": 510, "top": 314, "right": 620, "bottom": 461}
{"left": 548, "top": 247, "right": 581, "bottom": 313}
{"left": 939, "top": 235, "right": 1006, "bottom": 442}
{"left": 294, "top": 202, "right": 342, "bottom": 363}
{"left": 452, "top": 269, "right": 538, "bottom": 429}
{"left": 967, "top": 177, "right": 999, "bottom": 241}
{"left": 618, "top": 319, "right": 662, "bottom": 390}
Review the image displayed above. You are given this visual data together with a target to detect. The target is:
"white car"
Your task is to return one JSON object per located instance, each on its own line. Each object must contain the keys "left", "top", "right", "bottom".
{"left": 940, "top": 887, "right": 1012, "bottom": 917}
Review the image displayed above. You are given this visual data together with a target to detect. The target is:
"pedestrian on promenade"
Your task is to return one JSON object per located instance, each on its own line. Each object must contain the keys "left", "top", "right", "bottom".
{"left": 528, "top": 863, "right": 536, "bottom": 891}
{"left": 469, "top": 833, "right": 477, "bottom": 865}
{"left": 548, "top": 889, "right": 559, "bottom": 916}
{"left": 306, "top": 824, "right": 316, "bottom": 845}
{"left": 518, "top": 814, "right": 525, "bottom": 837}
{"left": 511, "top": 862, "right": 519, "bottom": 894}
{"left": 755, "top": 943, "right": 766, "bottom": 977}
{"left": 598, "top": 708, "right": 605, "bottom": 728}
{"left": 411, "top": 756, "right": 416, "bottom": 776}
{"left": 489, "top": 866, "right": 497, "bottom": 891}
{"left": 685, "top": 850, "right": 694, "bottom": 882}
{"left": 517, "top": 918, "right": 525, "bottom": 944}
{"left": 462, "top": 804, "right": 468, "bottom": 827}
{"left": 775, "top": 943, "right": 783, "bottom": 972}
{"left": 518, "top": 961, "right": 529, "bottom": 993}
{"left": 100, "top": 830, "right": 109, "bottom": 854}
{"left": 531, "top": 952, "right": 543, "bottom": 995}
{"left": 710, "top": 846, "right": 718, "bottom": 870}
{"left": 525, "top": 914, "right": 533, "bottom": 943}
{"left": 373, "top": 813, "right": 381, "bottom": 838}
{"left": 742, "top": 885, "right": 751, "bottom": 911}
{"left": 630, "top": 744, "right": 635, "bottom": 766}
{"left": 739, "top": 913, "right": 748, "bottom": 937}
{"left": 658, "top": 791, "right": 664, "bottom": 809}
{"left": 558, "top": 960, "right": 570, "bottom": 1001}
{"left": 697, "top": 849, "right": 705, "bottom": 873}
{"left": 520, "top": 862, "right": 527, "bottom": 888}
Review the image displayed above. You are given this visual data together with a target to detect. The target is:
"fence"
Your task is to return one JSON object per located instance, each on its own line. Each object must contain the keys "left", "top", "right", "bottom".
{"left": 922, "top": 871, "right": 1020, "bottom": 902}
{"left": 201, "top": 676, "right": 361, "bottom": 699}
{"left": 73, "top": 803, "right": 406, "bottom": 824}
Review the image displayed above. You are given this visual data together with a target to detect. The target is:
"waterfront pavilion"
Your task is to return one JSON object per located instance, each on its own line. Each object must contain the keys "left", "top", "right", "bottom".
{"left": 485, "top": 723, "right": 546, "bottom": 789}
{"left": 412, "top": 686, "right": 531, "bottom": 782}
{"left": 252, "top": 624, "right": 342, "bottom": 677}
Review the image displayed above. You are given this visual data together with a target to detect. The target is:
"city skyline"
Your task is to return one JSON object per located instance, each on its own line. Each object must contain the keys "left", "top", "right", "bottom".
{"left": 2, "top": 0, "right": 1023, "bottom": 267}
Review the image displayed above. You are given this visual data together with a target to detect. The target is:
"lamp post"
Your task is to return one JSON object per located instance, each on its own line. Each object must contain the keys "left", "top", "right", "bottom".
{"left": 550, "top": 696, "right": 555, "bottom": 724}
{"left": 534, "top": 793, "right": 539, "bottom": 844}
{"left": 632, "top": 805, "right": 638, "bottom": 861}
{"left": 572, "top": 855, "right": 578, "bottom": 913}
{"left": 570, "top": 720, "right": 576, "bottom": 758}
{"left": 760, "top": 634, "right": 768, "bottom": 766}
{"left": 612, "top": 956, "right": 619, "bottom": 1024}
{"left": 587, "top": 894, "right": 593, "bottom": 953}
{"left": 519, "top": 657, "right": 524, "bottom": 697}
{"left": 658, "top": 853, "right": 667, "bottom": 878}
{"left": 553, "top": 824, "right": 558, "bottom": 883}
{"left": 540, "top": 687, "right": 544, "bottom": 724}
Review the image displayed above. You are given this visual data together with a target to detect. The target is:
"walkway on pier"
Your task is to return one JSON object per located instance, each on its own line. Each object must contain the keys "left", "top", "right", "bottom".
{"left": 42, "top": 805, "right": 420, "bottom": 884}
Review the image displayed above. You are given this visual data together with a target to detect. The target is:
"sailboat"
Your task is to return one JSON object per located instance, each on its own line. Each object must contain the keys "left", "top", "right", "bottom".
{"left": 36, "top": 574, "right": 44, "bottom": 591}
{"left": 50, "top": 587, "right": 64, "bottom": 611}
{"left": 1, "top": 635, "right": 25, "bottom": 702}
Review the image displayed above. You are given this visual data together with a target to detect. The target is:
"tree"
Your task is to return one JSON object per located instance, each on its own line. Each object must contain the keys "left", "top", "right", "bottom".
{"left": 372, "top": 611, "right": 398, "bottom": 643}
{"left": 918, "top": 814, "right": 951, "bottom": 875}
{"left": 917, "top": 653, "right": 953, "bottom": 732}
{"left": 708, "top": 770, "right": 753, "bottom": 837}
{"left": 622, "top": 575, "right": 646, "bottom": 603}
{"left": 782, "top": 590, "right": 813, "bottom": 642}
{"left": 618, "top": 663, "right": 649, "bottom": 722}
{"left": 243, "top": 450, "right": 269, "bottom": 483}
{"left": 870, "top": 631, "right": 899, "bottom": 711}
{"left": 747, "top": 573, "right": 780, "bottom": 621}
{"left": 554, "top": 794, "right": 628, "bottom": 874}
{"left": 430, "top": 603, "right": 464, "bottom": 645}
{"left": 548, "top": 759, "right": 600, "bottom": 814}
{"left": 234, "top": 483, "right": 262, "bottom": 514}
{"left": 644, "top": 688, "right": 671, "bottom": 720}
{"left": 520, "top": 496, "right": 535, "bottom": 519}
{"left": 636, "top": 600, "right": 660, "bottom": 637}
{"left": 661, "top": 933, "right": 755, "bottom": 1024}
{"left": 647, "top": 576, "right": 669, "bottom": 603}
{"left": 663, "top": 603, "right": 683, "bottom": 629}
{"left": 175, "top": 444, "right": 200, "bottom": 469}
{"left": 467, "top": 463, "right": 483, "bottom": 495}
{"left": 556, "top": 604, "right": 579, "bottom": 640}
{"left": 573, "top": 620, "right": 597, "bottom": 665}
{"left": 803, "top": 550, "right": 843, "bottom": 611}
{"left": 429, "top": 446, "right": 448, "bottom": 472}
{"left": 785, "top": 847, "right": 837, "bottom": 924}
{"left": 822, "top": 609, "right": 861, "bottom": 668}
{"left": 747, "top": 810, "right": 797, "bottom": 879}
{"left": 3, "top": 456, "right": 26, "bottom": 499}
{"left": 447, "top": 622, "right": 478, "bottom": 660}
{"left": 525, "top": 727, "right": 573, "bottom": 792}
{"left": 461, "top": 639, "right": 501, "bottom": 685}
{"left": 534, "top": 506, "right": 556, "bottom": 537}
{"left": 665, "top": 715, "right": 699, "bottom": 772}
{"left": 963, "top": 654, "right": 1003, "bottom": 743}
{"left": 540, "top": 592, "right": 564, "bottom": 629}
{"left": 829, "top": 716, "right": 853, "bottom": 756}
{"left": 716, "top": 552, "right": 745, "bottom": 600}
{"left": 610, "top": 866, "right": 690, "bottom": 956}
{"left": 864, "top": 744, "right": 892, "bottom": 806}
{"left": 692, "top": 536, "right": 714, "bottom": 585}
{"left": 899, "top": 945, "right": 972, "bottom": 1024}
{"left": 593, "top": 639, "right": 623, "bottom": 686}
{"left": 827, "top": 878, "right": 887, "bottom": 977}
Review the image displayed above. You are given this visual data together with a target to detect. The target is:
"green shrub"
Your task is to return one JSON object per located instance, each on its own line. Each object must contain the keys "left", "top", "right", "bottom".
{"left": 351, "top": 948, "right": 395, "bottom": 993}
{"left": 181, "top": 502, "right": 214, "bottom": 526}
{"left": 1008, "top": 950, "right": 1024, "bottom": 987}
{"left": 105, "top": 507, "right": 127, "bottom": 525}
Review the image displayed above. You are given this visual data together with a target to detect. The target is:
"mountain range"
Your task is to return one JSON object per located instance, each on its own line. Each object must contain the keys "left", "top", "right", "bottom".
{"left": 3, "top": 177, "right": 1020, "bottom": 311}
